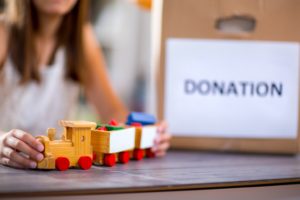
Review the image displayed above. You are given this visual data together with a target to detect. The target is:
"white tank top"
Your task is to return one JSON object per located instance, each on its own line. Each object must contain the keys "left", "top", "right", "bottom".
{"left": 0, "top": 48, "right": 80, "bottom": 136}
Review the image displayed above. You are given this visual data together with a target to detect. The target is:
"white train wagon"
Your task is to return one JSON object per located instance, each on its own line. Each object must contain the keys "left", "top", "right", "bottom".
{"left": 91, "top": 123, "right": 136, "bottom": 167}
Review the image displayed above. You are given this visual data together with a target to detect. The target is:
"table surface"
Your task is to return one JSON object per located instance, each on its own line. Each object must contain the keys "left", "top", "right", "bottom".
{"left": 1, "top": 150, "right": 300, "bottom": 197}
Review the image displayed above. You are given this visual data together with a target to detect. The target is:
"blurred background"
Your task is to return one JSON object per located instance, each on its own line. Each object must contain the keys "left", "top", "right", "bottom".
{"left": 79, "top": 0, "right": 152, "bottom": 121}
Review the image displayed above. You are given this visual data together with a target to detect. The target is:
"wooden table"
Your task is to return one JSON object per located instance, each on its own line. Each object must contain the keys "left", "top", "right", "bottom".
{"left": 1, "top": 150, "right": 300, "bottom": 200}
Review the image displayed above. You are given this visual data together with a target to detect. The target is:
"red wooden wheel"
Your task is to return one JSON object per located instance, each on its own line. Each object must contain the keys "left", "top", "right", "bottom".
{"left": 78, "top": 156, "right": 92, "bottom": 170}
{"left": 133, "top": 149, "right": 144, "bottom": 160}
{"left": 118, "top": 151, "right": 130, "bottom": 164}
{"left": 93, "top": 152, "right": 97, "bottom": 161}
{"left": 103, "top": 154, "right": 116, "bottom": 167}
{"left": 145, "top": 148, "right": 156, "bottom": 158}
{"left": 55, "top": 157, "right": 70, "bottom": 171}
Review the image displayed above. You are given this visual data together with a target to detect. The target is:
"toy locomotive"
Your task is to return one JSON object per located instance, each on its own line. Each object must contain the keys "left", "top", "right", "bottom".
{"left": 36, "top": 112, "right": 157, "bottom": 171}
{"left": 36, "top": 121, "right": 96, "bottom": 171}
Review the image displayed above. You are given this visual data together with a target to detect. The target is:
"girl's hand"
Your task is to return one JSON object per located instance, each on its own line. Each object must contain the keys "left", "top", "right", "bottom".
{"left": 0, "top": 129, "right": 44, "bottom": 169}
{"left": 152, "top": 121, "right": 172, "bottom": 157}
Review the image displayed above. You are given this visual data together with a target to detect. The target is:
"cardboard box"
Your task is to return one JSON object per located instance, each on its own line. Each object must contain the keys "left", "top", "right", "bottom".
{"left": 152, "top": 0, "right": 300, "bottom": 154}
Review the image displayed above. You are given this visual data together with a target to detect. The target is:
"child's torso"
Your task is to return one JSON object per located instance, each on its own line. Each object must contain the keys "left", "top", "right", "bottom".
{"left": 0, "top": 48, "right": 80, "bottom": 136}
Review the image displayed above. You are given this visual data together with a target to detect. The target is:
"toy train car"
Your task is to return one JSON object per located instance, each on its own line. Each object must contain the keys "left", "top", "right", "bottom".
{"left": 36, "top": 121, "right": 96, "bottom": 171}
{"left": 131, "top": 124, "right": 157, "bottom": 160}
{"left": 127, "top": 112, "right": 158, "bottom": 160}
{"left": 36, "top": 112, "right": 158, "bottom": 170}
{"left": 91, "top": 125, "right": 136, "bottom": 167}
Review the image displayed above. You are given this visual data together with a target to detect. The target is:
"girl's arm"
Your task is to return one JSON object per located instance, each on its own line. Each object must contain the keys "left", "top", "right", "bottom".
{"left": 82, "top": 24, "right": 128, "bottom": 123}
{"left": 82, "top": 23, "right": 171, "bottom": 156}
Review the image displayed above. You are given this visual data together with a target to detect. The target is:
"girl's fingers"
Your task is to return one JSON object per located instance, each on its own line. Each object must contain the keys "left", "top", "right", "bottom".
{"left": 152, "top": 141, "right": 170, "bottom": 152}
{"left": 157, "top": 121, "right": 167, "bottom": 134}
{"left": 11, "top": 130, "right": 44, "bottom": 152}
{"left": 0, "top": 157, "right": 24, "bottom": 169}
{"left": 152, "top": 121, "right": 172, "bottom": 157}
{"left": 2, "top": 147, "right": 37, "bottom": 169}
{"left": 154, "top": 133, "right": 172, "bottom": 144}
{"left": 5, "top": 136, "right": 43, "bottom": 162}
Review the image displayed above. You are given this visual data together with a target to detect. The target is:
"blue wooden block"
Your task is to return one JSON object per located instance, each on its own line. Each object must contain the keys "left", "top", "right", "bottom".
{"left": 126, "top": 112, "right": 156, "bottom": 126}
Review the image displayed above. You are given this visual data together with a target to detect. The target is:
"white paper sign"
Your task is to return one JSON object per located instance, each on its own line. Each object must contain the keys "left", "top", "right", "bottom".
{"left": 165, "top": 39, "right": 299, "bottom": 139}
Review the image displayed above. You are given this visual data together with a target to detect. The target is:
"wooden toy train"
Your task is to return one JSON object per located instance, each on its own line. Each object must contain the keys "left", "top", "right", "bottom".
{"left": 36, "top": 112, "right": 157, "bottom": 171}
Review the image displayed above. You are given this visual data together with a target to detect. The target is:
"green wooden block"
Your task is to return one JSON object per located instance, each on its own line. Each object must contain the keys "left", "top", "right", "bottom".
{"left": 105, "top": 125, "right": 124, "bottom": 131}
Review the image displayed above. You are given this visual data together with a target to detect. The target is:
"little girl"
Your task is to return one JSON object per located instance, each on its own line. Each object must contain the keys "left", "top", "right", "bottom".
{"left": 0, "top": 0, "right": 170, "bottom": 169}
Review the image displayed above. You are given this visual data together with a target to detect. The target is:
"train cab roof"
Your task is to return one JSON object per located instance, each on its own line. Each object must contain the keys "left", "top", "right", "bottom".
{"left": 59, "top": 120, "right": 97, "bottom": 129}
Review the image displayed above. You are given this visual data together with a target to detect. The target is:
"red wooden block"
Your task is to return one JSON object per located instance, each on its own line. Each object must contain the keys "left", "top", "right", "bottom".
{"left": 109, "top": 119, "right": 118, "bottom": 126}
{"left": 130, "top": 122, "right": 142, "bottom": 127}
{"left": 55, "top": 157, "right": 70, "bottom": 171}
{"left": 78, "top": 156, "right": 92, "bottom": 170}
{"left": 97, "top": 126, "right": 107, "bottom": 131}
